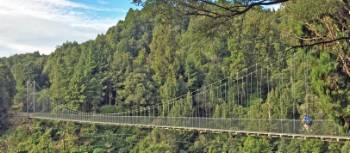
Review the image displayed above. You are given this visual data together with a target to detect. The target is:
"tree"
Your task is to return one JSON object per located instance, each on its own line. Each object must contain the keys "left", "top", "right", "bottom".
{"left": 241, "top": 137, "right": 273, "bottom": 153}
{"left": 119, "top": 51, "right": 159, "bottom": 109}
{"left": 133, "top": 0, "right": 289, "bottom": 18}
{"left": 0, "top": 64, "right": 16, "bottom": 131}
{"left": 3, "top": 52, "right": 48, "bottom": 110}
{"left": 45, "top": 42, "right": 81, "bottom": 107}
{"left": 281, "top": 0, "right": 350, "bottom": 77}
{"left": 149, "top": 23, "right": 180, "bottom": 85}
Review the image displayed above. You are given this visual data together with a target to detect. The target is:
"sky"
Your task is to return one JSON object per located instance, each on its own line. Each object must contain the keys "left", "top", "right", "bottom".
{"left": 0, "top": 1, "right": 281, "bottom": 58}
{"left": 264, "top": 3, "right": 281, "bottom": 11}
{"left": 0, "top": 0, "right": 140, "bottom": 57}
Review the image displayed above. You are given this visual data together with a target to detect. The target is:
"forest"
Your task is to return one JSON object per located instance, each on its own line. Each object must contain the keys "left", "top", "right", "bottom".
{"left": 1, "top": 0, "right": 350, "bottom": 152}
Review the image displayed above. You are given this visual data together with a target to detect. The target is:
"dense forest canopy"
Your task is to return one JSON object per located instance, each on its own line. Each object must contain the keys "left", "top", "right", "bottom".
{"left": 0, "top": 62, "right": 15, "bottom": 131}
{"left": 1, "top": 0, "right": 350, "bottom": 152}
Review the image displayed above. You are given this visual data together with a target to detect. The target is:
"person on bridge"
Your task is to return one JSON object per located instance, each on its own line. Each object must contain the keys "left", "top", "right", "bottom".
{"left": 303, "top": 115, "right": 313, "bottom": 130}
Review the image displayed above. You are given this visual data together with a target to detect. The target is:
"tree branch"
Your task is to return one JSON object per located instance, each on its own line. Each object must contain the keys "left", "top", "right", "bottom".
{"left": 140, "top": 0, "right": 290, "bottom": 19}
{"left": 288, "top": 37, "right": 350, "bottom": 50}
{"left": 189, "top": 0, "right": 290, "bottom": 18}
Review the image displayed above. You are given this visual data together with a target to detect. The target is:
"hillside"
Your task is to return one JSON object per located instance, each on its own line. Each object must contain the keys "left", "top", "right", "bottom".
{"left": 1, "top": 0, "right": 350, "bottom": 152}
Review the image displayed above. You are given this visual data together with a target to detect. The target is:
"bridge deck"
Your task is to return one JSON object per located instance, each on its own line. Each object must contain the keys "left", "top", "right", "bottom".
{"left": 26, "top": 113, "right": 350, "bottom": 142}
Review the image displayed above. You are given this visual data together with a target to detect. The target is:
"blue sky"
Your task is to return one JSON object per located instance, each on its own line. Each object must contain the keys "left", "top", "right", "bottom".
{"left": 70, "top": 0, "right": 141, "bottom": 19}
{"left": 0, "top": 1, "right": 280, "bottom": 58}
{"left": 0, "top": 0, "right": 140, "bottom": 57}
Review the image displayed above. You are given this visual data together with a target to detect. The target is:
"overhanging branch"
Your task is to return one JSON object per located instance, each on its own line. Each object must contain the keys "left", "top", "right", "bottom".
{"left": 287, "top": 37, "right": 350, "bottom": 51}
{"left": 180, "top": 0, "right": 290, "bottom": 18}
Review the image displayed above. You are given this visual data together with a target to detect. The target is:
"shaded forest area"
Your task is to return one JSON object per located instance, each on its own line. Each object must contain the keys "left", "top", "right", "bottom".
{"left": 1, "top": 0, "right": 350, "bottom": 152}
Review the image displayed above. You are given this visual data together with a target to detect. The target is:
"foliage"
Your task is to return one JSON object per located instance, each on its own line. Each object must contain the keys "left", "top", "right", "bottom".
{"left": 1, "top": 0, "right": 350, "bottom": 152}
{"left": 0, "top": 63, "right": 15, "bottom": 131}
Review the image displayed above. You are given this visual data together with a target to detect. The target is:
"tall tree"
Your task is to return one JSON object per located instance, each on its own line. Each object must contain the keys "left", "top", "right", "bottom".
{"left": 0, "top": 63, "right": 16, "bottom": 131}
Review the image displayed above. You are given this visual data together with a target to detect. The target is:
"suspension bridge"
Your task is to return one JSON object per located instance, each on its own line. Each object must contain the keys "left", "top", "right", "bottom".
{"left": 22, "top": 53, "right": 350, "bottom": 142}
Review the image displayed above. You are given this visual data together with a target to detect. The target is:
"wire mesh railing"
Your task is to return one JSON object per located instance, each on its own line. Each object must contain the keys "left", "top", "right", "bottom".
{"left": 29, "top": 112, "right": 348, "bottom": 137}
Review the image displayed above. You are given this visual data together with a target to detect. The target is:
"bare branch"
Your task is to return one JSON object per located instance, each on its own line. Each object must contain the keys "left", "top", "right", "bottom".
{"left": 155, "top": 0, "right": 290, "bottom": 18}
{"left": 288, "top": 37, "right": 350, "bottom": 50}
